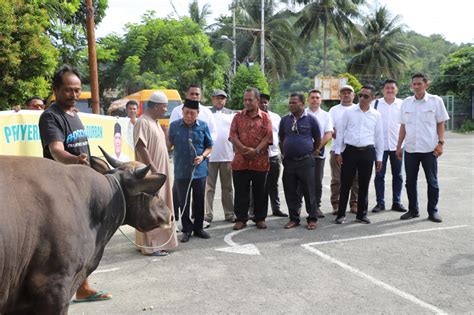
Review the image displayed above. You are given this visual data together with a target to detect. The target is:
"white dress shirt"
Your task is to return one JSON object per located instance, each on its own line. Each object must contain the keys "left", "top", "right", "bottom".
{"left": 170, "top": 104, "right": 217, "bottom": 142}
{"left": 307, "top": 107, "right": 333, "bottom": 159}
{"left": 335, "top": 105, "right": 384, "bottom": 161}
{"left": 267, "top": 110, "right": 281, "bottom": 158}
{"left": 209, "top": 107, "right": 235, "bottom": 162}
{"left": 328, "top": 103, "right": 355, "bottom": 151}
{"left": 126, "top": 120, "right": 136, "bottom": 148}
{"left": 400, "top": 93, "right": 449, "bottom": 153}
{"left": 375, "top": 97, "right": 403, "bottom": 151}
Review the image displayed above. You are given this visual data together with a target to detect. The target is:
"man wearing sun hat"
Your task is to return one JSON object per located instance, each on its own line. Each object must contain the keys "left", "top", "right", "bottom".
{"left": 328, "top": 84, "right": 359, "bottom": 215}
{"left": 204, "top": 89, "right": 236, "bottom": 225}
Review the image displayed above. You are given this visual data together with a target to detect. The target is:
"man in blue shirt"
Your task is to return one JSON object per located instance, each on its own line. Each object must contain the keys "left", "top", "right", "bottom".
{"left": 169, "top": 99, "right": 213, "bottom": 242}
{"left": 279, "top": 92, "right": 321, "bottom": 230}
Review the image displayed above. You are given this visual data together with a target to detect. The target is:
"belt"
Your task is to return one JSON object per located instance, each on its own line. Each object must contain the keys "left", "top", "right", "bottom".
{"left": 286, "top": 153, "right": 311, "bottom": 161}
{"left": 346, "top": 144, "right": 374, "bottom": 151}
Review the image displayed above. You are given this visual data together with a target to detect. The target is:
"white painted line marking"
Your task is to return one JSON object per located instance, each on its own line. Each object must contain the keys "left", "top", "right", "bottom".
{"left": 305, "top": 225, "right": 468, "bottom": 246}
{"left": 92, "top": 267, "right": 120, "bottom": 274}
{"left": 303, "top": 245, "right": 448, "bottom": 315}
{"left": 216, "top": 228, "right": 260, "bottom": 255}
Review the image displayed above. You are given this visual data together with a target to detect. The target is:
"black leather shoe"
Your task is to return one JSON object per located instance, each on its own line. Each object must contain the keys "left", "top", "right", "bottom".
{"left": 356, "top": 216, "right": 371, "bottom": 224}
{"left": 428, "top": 213, "right": 442, "bottom": 223}
{"left": 315, "top": 209, "right": 325, "bottom": 218}
{"left": 180, "top": 232, "right": 192, "bottom": 242}
{"left": 391, "top": 203, "right": 407, "bottom": 212}
{"left": 400, "top": 211, "right": 420, "bottom": 220}
{"left": 335, "top": 216, "right": 345, "bottom": 224}
{"left": 371, "top": 204, "right": 386, "bottom": 213}
{"left": 193, "top": 229, "right": 211, "bottom": 239}
{"left": 272, "top": 210, "right": 288, "bottom": 217}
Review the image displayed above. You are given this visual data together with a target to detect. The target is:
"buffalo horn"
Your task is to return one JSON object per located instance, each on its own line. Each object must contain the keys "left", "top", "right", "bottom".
{"left": 99, "top": 146, "right": 125, "bottom": 168}
{"left": 134, "top": 164, "right": 151, "bottom": 179}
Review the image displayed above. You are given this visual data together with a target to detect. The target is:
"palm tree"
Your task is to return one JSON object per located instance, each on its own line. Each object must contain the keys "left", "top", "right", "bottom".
{"left": 188, "top": 0, "right": 212, "bottom": 29}
{"left": 347, "top": 6, "right": 416, "bottom": 82}
{"left": 294, "top": 0, "right": 364, "bottom": 75}
{"left": 234, "top": 0, "right": 299, "bottom": 81}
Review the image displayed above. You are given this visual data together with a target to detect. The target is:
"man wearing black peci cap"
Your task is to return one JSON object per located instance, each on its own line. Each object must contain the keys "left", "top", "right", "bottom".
{"left": 168, "top": 99, "right": 213, "bottom": 242}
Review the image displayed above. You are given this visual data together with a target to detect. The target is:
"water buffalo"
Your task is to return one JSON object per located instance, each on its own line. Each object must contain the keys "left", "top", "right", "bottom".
{"left": 0, "top": 149, "right": 170, "bottom": 314}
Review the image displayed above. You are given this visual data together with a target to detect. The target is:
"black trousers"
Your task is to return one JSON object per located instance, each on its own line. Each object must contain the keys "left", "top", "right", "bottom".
{"left": 233, "top": 170, "right": 267, "bottom": 222}
{"left": 283, "top": 156, "right": 318, "bottom": 223}
{"left": 313, "top": 157, "right": 325, "bottom": 210}
{"left": 265, "top": 155, "right": 282, "bottom": 214}
{"left": 337, "top": 146, "right": 375, "bottom": 218}
{"left": 175, "top": 177, "right": 206, "bottom": 233}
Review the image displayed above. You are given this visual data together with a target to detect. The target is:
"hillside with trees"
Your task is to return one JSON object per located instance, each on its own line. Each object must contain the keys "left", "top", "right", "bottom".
{"left": 0, "top": 0, "right": 470, "bottom": 117}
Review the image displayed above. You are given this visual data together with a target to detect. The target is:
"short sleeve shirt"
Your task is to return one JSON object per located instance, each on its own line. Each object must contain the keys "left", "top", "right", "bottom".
{"left": 209, "top": 107, "right": 235, "bottom": 162}
{"left": 39, "top": 103, "right": 90, "bottom": 160}
{"left": 229, "top": 108, "right": 272, "bottom": 171}
{"left": 279, "top": 111, "right": 321, "bottom": 159}
{"left": 307, "top": 108, "right": 333, "bottom": 159}
{"left": 169, "top": 119, "right": 213, "bottom": 179}
{"left": 400, "top": 93, "right": 450, "bottom": 153}
{"left": 328, "top": 103, "right": 355, "bottom": 151}
{"left": 267, "top": 110, "right": 281, "bottom": 158}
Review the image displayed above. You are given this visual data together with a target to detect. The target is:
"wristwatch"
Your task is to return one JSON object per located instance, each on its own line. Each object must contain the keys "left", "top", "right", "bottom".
{"left": 438, "top": 140, "right": 445, "bottom": 145}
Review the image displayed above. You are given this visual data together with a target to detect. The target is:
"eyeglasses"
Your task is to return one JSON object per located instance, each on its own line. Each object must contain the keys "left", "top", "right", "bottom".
{"left": 291, "top": 117, "right": 299, "bottom": 135}
{"left": 358, "top": 93, "right": 370, "bottom": 99}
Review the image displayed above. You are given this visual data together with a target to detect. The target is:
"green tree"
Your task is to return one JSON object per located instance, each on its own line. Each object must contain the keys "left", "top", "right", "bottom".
{"left": 229, "top": 64, "right": 269, "bottom": 110}
{"left": 338, "top": 72, "right": 362, "bottom": 92}
{"left": 97, "top": 13, "right": 228, "bottom": 97}
{"left": 188, "top": 0, "right": 212, "bottom": 29}
{"left": 44, "top": 0, "right": 108, "bottom": 68}
{"left": 280, "top": 35, "right": 347, "bottom": 93}
{"left": 0, "top": 0, "right": 58, "bottom": 110}
{"left": 294, "top": 0, "right": 364, "bottom": 75}
{"left": 401, "top": 32, "right": 460, "bottom": 85}
{"left": 233, "top": 0, "right": 299, "bottom": 82}
{"left": 346, "top": 6, "right": 416, "bottom": 83}
{"left": 431, "top": 46, "right": 474, "bottom": 103}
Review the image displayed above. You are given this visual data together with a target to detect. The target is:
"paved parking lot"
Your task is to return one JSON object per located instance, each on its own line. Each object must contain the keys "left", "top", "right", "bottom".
{"left": 71, "top": 132, "right": 474, "bottom": 314}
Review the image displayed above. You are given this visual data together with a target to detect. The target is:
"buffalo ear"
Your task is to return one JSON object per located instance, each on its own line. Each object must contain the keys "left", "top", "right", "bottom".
{"left": 90, "top": 156, "right": 111, "bottom": 174}
{"left": 133, "top": 173, "right": 167, "bottom": 195}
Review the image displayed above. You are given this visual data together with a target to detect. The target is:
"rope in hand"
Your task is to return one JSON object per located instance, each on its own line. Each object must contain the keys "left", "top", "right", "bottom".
{"left": 117, "top": 137, "right": 199, "bottom": 250}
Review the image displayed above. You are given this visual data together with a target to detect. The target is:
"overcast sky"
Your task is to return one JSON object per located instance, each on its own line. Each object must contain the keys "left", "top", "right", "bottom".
{"left": 96, "top": 0, "right": 473, "bottom": 45}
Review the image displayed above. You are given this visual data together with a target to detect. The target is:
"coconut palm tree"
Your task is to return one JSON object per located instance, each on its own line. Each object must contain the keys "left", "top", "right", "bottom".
{"left": 234, "top": 0, "right": 300, "bottom": 81}
{"left": 347, "top": 6, "right": 416, "bottom": 82}
{"left": 188, "top": 0, "right": 212, "bottom": 29}
{"left": 294, "top": 0, "right": 364, "bottom": 75}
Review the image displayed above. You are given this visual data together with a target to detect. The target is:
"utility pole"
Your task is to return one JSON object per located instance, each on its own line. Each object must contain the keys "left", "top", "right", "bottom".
{"left": 86, "top": 0, "right": 100, "bottom": 114}
{"left": 260, "top": 0, "right": 264, "bottom": 75}
{"left": 232, "top": 0, "right": 237, "bottom": 75}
